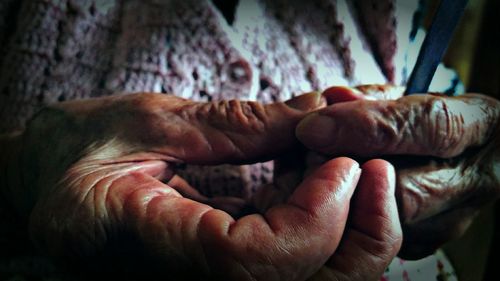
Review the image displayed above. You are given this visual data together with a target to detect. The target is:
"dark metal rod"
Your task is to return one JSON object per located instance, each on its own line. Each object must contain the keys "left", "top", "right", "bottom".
{"left": 405, "top": 0, "right": 468, "bottom": 95}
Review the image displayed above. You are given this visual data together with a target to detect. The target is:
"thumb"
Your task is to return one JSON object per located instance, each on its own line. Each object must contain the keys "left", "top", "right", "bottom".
{"left": 312, "top": 160, "right": 402, "bottom": 281}
{"left": 112, "top": 92, "right": 324, "bottom": 165}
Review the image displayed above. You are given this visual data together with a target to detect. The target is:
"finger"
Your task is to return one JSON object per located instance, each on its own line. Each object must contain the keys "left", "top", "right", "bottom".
{"left": 322, "top": 85, "right": 405, "bottom": 105}
{"left": 88, "top": 91, "right": 325, "bottom": 165}
{"left": 393, "top": 149, "right": 499, "bottom": 259}
{"left": 166, "top": 175, "right": 207, "bottom": 201}
{"left": 296, "top": 93, "right": 500, "bottom": 158}
{"left": 126, "top": 157, "right": 361, "bottom": 280}
{"left": 312, "top": 160, "right": 402, "bottom": 281}
{"left": 321, "top": 86, "right": 371, "bottom": 104}
{"left": 395, "top": 156, "right": 490, "bottom": 224}
{"left": 395, "top": 139, "right": 500, "bottom": 223}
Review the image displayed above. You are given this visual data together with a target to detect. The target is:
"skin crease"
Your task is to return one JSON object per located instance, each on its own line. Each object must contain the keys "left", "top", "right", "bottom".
{"left": 296, "top": 85, "right": 500, "bottom": 259}
{"left": 0, "top": 91, "right": 403, "bottom": 280}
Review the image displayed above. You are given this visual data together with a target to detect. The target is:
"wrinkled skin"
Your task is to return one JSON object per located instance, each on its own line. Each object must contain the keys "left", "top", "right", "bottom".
{"left": 296, "top": 85, "right": 500, "bottom": 259}
{"left": 1, "top": 92, "right": 402, "bottom": 280}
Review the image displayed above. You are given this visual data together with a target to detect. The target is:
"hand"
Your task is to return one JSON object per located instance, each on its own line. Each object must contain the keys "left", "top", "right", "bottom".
{"left": 252, "top": 156, "right": 402, "bottom": 281}
{"left": 296, "top": 85, "right": 500, "bottom": 259}
{"left": 308, "top": 160, "right": 402, "bottom": 281}
{"left": 2, "top": 92, "right": 399, "bottom": 280}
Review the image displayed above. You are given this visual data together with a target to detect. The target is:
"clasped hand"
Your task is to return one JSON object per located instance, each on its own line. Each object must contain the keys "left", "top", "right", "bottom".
{"left": 6, "top": 85, "right": 498, "bottom": 280}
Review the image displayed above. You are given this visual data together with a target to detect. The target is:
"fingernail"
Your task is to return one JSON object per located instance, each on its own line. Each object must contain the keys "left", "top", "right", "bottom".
{"left": 285, "top": 92, "right": 324, "bottom": 111}
{"left": 322, "top": 86, "right": 366, "bottom": 104}
{"left": 349, "top": 161, "right": 362, "bottom": 181}
{"left": 296, "top": 113, "right": 336, "bottom": 149}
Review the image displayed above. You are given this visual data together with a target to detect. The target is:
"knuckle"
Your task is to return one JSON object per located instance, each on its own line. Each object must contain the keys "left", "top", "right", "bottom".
{"left": 200, "top": 100, "right": 267, "bottom": 133}
{"left": 361, "top": 102, "right": 400, "bottom": 152}
{"left": 424, "top": 97, "right": 464, "bottom": 157}
{"left": 242, "top": 101, "right": 268, "bottom": 132}
{"left": 376, "top": 215, "right": 403, "bottom": 253}
{"left": 352, "top": 227, "right": 401, "bottom": 267}
{"left": 465, "top": 94, "right": 500, "bottom": 137}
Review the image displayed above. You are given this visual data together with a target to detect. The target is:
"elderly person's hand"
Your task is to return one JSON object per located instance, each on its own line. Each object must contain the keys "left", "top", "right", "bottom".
{"left": 1, "top": 92, "right": 401, "bottom": 280}
{"left": 296, "top": 85, "right": 500, "bottom": 259}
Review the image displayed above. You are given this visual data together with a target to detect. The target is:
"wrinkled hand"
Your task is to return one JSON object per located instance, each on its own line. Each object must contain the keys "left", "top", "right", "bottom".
{"left": 6, "top": 92, "right": 401, "bottom": 280}
{"left": 308, "top": 160, "right": 402, "bottom": 281}
{"left": 296, "top": 85, "right": 500, "bottom": 259}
